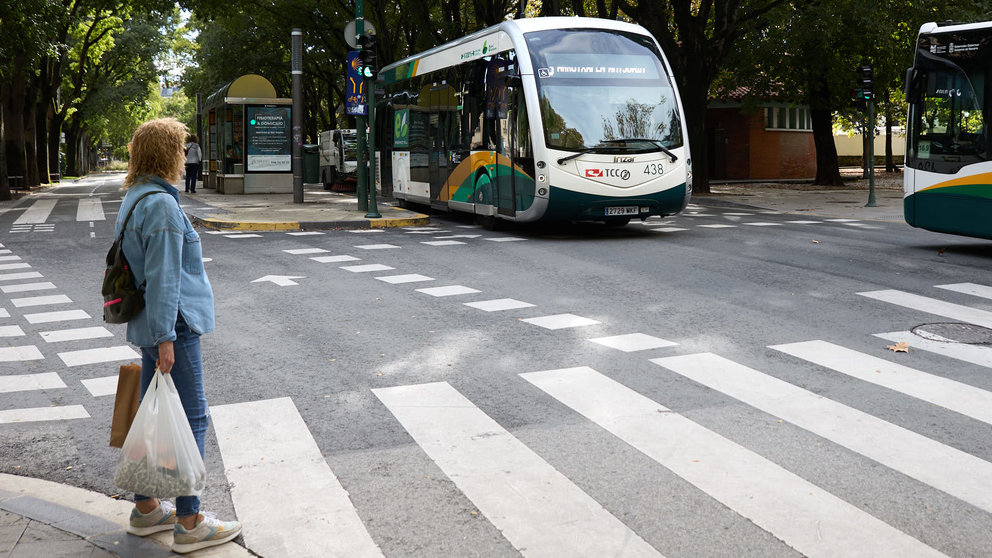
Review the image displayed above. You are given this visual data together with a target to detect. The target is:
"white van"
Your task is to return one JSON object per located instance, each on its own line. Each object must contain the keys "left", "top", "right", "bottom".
{"left": 318, "top": 129, "right": 358, "bottom": 190}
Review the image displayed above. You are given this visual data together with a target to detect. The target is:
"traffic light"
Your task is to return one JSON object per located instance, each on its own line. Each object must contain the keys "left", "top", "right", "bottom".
{"left": 358, "top": 33, "right": 377, "bottom": 79}
{"left": 858, "top": 65, "right": 874, "bottom": 93}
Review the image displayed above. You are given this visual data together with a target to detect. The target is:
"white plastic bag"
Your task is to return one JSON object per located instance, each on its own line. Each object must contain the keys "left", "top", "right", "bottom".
{"left": 114, "top": 370, "right": 206, "bottom": 497}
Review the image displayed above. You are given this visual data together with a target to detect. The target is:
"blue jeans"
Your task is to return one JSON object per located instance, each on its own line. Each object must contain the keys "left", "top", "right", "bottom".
{"left": 133, "top": 316, "right": 209, "bottom": 517}
{"left": 184, "top": 163, "right": 200, "bottom": 192}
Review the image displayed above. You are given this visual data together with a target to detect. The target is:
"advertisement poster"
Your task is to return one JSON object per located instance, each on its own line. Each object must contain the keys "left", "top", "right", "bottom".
{"left": 246, "top": 105, "right": 291, "bottom": 172}
{"left": 346, "top": 51, "right": 368, "bottom": 116}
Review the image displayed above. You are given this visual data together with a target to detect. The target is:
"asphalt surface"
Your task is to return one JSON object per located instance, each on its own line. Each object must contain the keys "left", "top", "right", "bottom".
{"left": 1, "top": 173, "right": 991, "bottom": 557}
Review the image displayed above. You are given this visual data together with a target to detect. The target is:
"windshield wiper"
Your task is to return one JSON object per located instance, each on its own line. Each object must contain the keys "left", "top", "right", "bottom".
{"left": 628, "top": 138, "right": 678, "bottom": 163}
{"left": 556, "top": 138, "right": 678, "bottom": 165}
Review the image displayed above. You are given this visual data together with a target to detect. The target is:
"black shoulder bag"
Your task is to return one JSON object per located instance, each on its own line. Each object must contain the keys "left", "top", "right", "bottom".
{"left": 102, "top": 190, "right": 168, "bottom": 324}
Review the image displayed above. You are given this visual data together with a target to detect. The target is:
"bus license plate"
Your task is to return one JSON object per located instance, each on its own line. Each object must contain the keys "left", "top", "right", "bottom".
{"left": 606, "top": 206, "right": 638, "bottom": 216}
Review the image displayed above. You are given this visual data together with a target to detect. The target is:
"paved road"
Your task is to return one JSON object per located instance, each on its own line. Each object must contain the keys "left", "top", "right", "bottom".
{"left": 2, "top": 175, "right": 991, "bottom": 557}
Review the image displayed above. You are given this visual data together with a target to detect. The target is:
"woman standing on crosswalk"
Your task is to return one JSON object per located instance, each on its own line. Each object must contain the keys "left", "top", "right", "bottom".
{"left": 114, "top": 117, "right": 242, "bottom": 554}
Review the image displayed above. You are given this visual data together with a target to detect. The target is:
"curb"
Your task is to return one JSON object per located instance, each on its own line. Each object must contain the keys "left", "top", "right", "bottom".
{"left": 189, "top": 214, "right": 431, "bottom": 231}
{"left": 0, "top": 473, "right": 252, "bottom": 557}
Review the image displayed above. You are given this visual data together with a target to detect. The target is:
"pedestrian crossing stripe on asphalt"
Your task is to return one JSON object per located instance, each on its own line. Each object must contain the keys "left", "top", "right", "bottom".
{"left": 23, "top": 309, "right": 90, "bottom": 324}
{"left": 0, "top": 405, "right": 89, "bottom": 424}
{"left": 0, "top": 373, "right": 65, "bottom": 393}
{"left": 0, "top": 272, "right": 43, "bottom": 282}
{"left": 0, "top": 325, "right": 25, "bottom": 338}
{"left": 374, "top": 382, "right": 661, "bottom": 558}
{"left": 0, "top": 255, "right": 21, "bottom": 262}
{"left": 771, "top": 340, "right": 992, "bottom": 426}
{"left": 874, "top": 331, "right": 992, "bottom": 369}
{"left": 520, "top": 366, "right": 945, "bottom": 558}
{"left": 0, "top": 282, "right": 57, "bottom": 294}
{"left": 14, "top": 200, "right": 57, "bottom": 225}
{"left": 210, "top": 397, "right": 383, "bottom": 558}
{"left": 39, "top": 326, "right": 114, "bottom": 343}
{"left": 859, "top": 289, "right": 992, "bottom": 329}
{"left": 521, "top": 313, "right": 600, "bottom": 330}
{"left": 57, "top": 346, "right": 140, "bottom": 367}
{"left": 0, "top": 346, "right": 44, "bottom": 362}
{"left": 589, "top": 333, "right": 677, "bottom": 352}
{"left": 652, "top": 352, "right": 992, "bottom": 514}
{"left": 936, "top": 282, "right": 992, "bottom": 300}
{"left": 11, "top": 294, "right": 72, "bottom": 308}
{"left": 76, "top": 198, "right": 105, "bottom": 221}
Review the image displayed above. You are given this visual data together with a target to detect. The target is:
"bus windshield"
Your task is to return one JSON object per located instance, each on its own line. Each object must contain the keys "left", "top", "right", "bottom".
{"left": 907, "top": 33, "right": 989, "bottom": 173}
{"left": 524, "top": 28, "right": 683, "bottom": 152}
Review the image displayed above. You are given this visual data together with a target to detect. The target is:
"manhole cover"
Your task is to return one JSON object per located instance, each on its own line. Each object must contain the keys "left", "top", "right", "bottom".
{"left": 911, "top": 322, "right": 992, "bottom": 344}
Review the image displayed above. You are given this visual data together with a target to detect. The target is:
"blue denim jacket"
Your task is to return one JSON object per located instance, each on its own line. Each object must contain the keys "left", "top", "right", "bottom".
{"left": 115, "top": 176, "right": 214, "bottom": 347}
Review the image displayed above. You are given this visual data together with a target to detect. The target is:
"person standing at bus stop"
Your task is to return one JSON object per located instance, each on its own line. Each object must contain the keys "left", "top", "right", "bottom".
{"left": 184, "top": 134, "right": 202, "bottom": 193}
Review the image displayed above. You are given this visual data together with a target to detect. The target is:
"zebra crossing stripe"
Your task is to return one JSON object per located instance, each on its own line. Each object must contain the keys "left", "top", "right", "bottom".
{"left": 210, "top": 398, "right": 383, "bottom": 558}
{"left": 0, "top": 282, "right": 56, "bottom": 294}
{"left": 57, "top": 346, "right": 140, "bottom": 367}
{"left": 0, "top": 405, "right": 89, "bottom": 424}
{"left": 520, "top": 366, "right": 945, "bottom": 558}
{"left": 0, "top": 271, "right": 43, "bottom": 282}
{"left": 11, "top": 294, "right": 72, "bottom": 308}
{"left": 858, "top": 289, "right": 992, "bottom": 329}
{"left": 652, "top": 353, "right": 992, "bottom": 514}
{"left": 76, "top": 198, "right": 105, "bottom": 221}
{"left": 39, "top": 326, "right": 114, "bottom": 343}
{"left": 0, "top": 346, "right": 44, "bottom": 362}
{"left": 0, "top": 372, "right": 65, "bottom": 393}
{"left": 771, "top": 340, "right": 992, "bottom": 426}
{"left": 936, "top": 282, "right": 992, "bottom": 300}
{"left": 374, "top": 382, "right": 662, "bottom": 558}
{"left": 24, "top": 309, "right": 90, "bottom": 324}
{"left": 874, "top": 331, "right": 992, "bottom": 369}
{"left": 14, "top": 199, "right": 57, "bottom": 224}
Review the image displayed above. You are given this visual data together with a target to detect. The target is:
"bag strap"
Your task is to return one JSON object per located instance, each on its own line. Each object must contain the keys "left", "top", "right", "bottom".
{"left": 116, "top": 189, "right": 169, "bottom": 245}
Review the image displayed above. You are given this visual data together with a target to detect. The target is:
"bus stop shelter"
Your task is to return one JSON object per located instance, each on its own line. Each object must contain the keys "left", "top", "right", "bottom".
{"left": 202, "top": 74, "right": 293, "bottom": 194}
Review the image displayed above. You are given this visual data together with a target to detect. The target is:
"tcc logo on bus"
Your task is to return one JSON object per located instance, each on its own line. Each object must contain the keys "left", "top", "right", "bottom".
{"left": 585, "top": 168, "right": 631, "bottom": 180}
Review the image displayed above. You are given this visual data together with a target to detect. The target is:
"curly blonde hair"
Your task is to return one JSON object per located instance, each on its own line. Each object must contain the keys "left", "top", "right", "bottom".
{"left": 123, "top": 118, "right": 187, "bottom": 188}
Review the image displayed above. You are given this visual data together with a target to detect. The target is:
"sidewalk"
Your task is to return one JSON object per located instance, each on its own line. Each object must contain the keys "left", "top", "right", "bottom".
{"left": 180, "top": 184, "right": 430, "bottom": 231}
{"left": 0, "top": 473, "right": 250, "bottom": 557}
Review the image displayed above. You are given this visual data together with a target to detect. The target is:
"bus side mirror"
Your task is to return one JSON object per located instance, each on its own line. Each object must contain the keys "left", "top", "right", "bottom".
{"left": 904, "top": 67, "right": 916, "bottom": 102}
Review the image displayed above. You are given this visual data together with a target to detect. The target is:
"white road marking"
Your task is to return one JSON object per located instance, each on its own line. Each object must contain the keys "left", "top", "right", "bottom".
{"left": 521, "top": 314, "right": 600, "bottom": 330}
{"left": 286, "top": 231, "right": 325, "bottom": 236}
{"left": 11, "top": 294, "right": 72, "bottom": 308}
{"left": 0, "top": 405, "right": 90, "bottom": 424}
{"left": 0, "top": 346, "right": 44, "bottom": 362}
{"left": 0, "top": 282, "right": 56, "bottom": 294}
{"left": 283, "top": 248, "right": 329, "bottom": 255}
{"left": 58, "top": 346, "right": 141, "bottom": 367}
{"left": 415, "top": 285, "right": 480, "bottom": 297}
{"left": 39, "top": 326, "right": 114, "bottom": 343}
{"left": 785, "top": 220, "right": 823, "bottom": 224}
{"left": 14, "top": 199, "right": 57, "bottom": 224}
{"left": 697, "top": 224, "right": 736, "bottom": 229}
{"left": 875, "top": 331, "right": 992, "bottom": 369}
{"left": 311, "top": 255, "right": 360, "bottom": 263}
{"left": 375, "top": 274, "right": 434, "bottom": 284}
{"left": 224, "top": 234, "right": 263, "bottom": 238}
{"left": 0, "top": 272, "right": 43, "bottom": 282}
{"left": 211, "top": 397, "right": 383, "bottom": 558}
{"left": 589, "top": 333, "right": 677, "bottom": 352}
{"left": 374, "top": 382, "right": 662, "bottom": 558}
{"left": 858, "top": 289, "right": 992, "bottom": 328}
{"left": 520, "top": 366, "right": 945, "bottom": 558}
{"left": 0, "top": 263, "right": 31, "bottom": 271}
{"left": 251, "top": 275, "right": 305, "bottom": 286}
{"left": 0, "top": 308, "right": 8, "bottom": 318}
{"left": 648, "top": 227, "right": 688, "bottom": 233}
{"left": 433, "top": 234, "right": 481, "bottom": 239}
{"left": 484, "top": 237, "right": 526, "bottom": 242}
{"left": 354, "top": 244, "right": 399, "bottom": 250}
{"left": 421, "top": 240, "right": 466, "bottom": 246}
{"left": 936, "top": 282, "right": 992, "bottom": 300}
{"left": 772, "top": 340, "right": 992, "bottom": 426}
{"left": 0, "top": 255, "right": 22, "bottom": 262}
{"left": 340, "top": 264, "right": 394, "bottom": 273}
{"left": 24, "top": 310, "right": 91, "bottom": 324}
{"left": 0, "top": 373, "right": 65, "bottom": 393}
{"left": 0, "top": 325, "right": 25, "bottom": 338}
{"left": 347, "top": 229, "right": 385, "bottom": 233}
{"left": 652, "top": 352, "right": 992, "bottom": 514}
{"left": 76, "top": 198, "right": 105, "bottom": 221}
{"left": 742, "top": 222, "right": 782, "bottom": 226}
{"left": 463, "top": 298, "right": 536, "bottom": 312}
{"left": 81, "top": 375, "right": 120, "bottom": 397}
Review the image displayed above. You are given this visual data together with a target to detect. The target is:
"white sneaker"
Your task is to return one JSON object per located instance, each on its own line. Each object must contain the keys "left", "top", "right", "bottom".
{"left": 171, "top": 512, "right": 243, "bottom": 554}
{"left": 127, "top": 501, "right": 177, "bottom": 536}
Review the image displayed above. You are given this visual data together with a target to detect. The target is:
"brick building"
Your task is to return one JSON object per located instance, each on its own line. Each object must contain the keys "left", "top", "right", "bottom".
{"left": 707, "top": 89, "right": 816, "bottom": 180}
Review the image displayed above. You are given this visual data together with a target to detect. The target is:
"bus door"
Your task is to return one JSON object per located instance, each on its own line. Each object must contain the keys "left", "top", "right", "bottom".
{"left": 489, "top": 54, "right": 517, "bottom": 217}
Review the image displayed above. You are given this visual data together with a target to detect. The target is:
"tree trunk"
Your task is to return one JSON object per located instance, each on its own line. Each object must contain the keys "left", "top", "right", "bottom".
{"left": 810, "top": 107, "right": 843, "bottom": 185}
{"left": 677, "top": 61, "right": 712, "bottom": 194}
{"left": 4, "top": 73, "right": 27, "bottom": 187}
{"left": 885, "top": 99, "right": 895, "bottom": 172}
{"left": 23, "top": 97, "right": 38, "bottom": 186}
{"left": 0, "top": 87, "right": 9, "bottom": 201}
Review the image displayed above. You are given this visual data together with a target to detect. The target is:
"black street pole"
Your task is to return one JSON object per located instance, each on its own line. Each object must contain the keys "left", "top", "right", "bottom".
{"left": 291, "top": 28, "right": 304, "bottom": 204}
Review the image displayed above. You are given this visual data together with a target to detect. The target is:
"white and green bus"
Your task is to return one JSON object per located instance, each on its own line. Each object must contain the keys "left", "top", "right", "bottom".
{"left": 904, "top": 20, "right": 991, "bottom": 239}
{"left": 374, "top": 17, "right": 691, "bottom": 227}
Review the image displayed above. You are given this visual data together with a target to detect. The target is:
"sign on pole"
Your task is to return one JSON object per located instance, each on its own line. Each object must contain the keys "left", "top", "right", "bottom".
{"left": 345, "top": 51, "right": 368, "bottom": 116}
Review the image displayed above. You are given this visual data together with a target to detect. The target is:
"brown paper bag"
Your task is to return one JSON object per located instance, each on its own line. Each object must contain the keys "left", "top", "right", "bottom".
{"left": 110, "top": 363, "right": 141, "bottom": 448}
